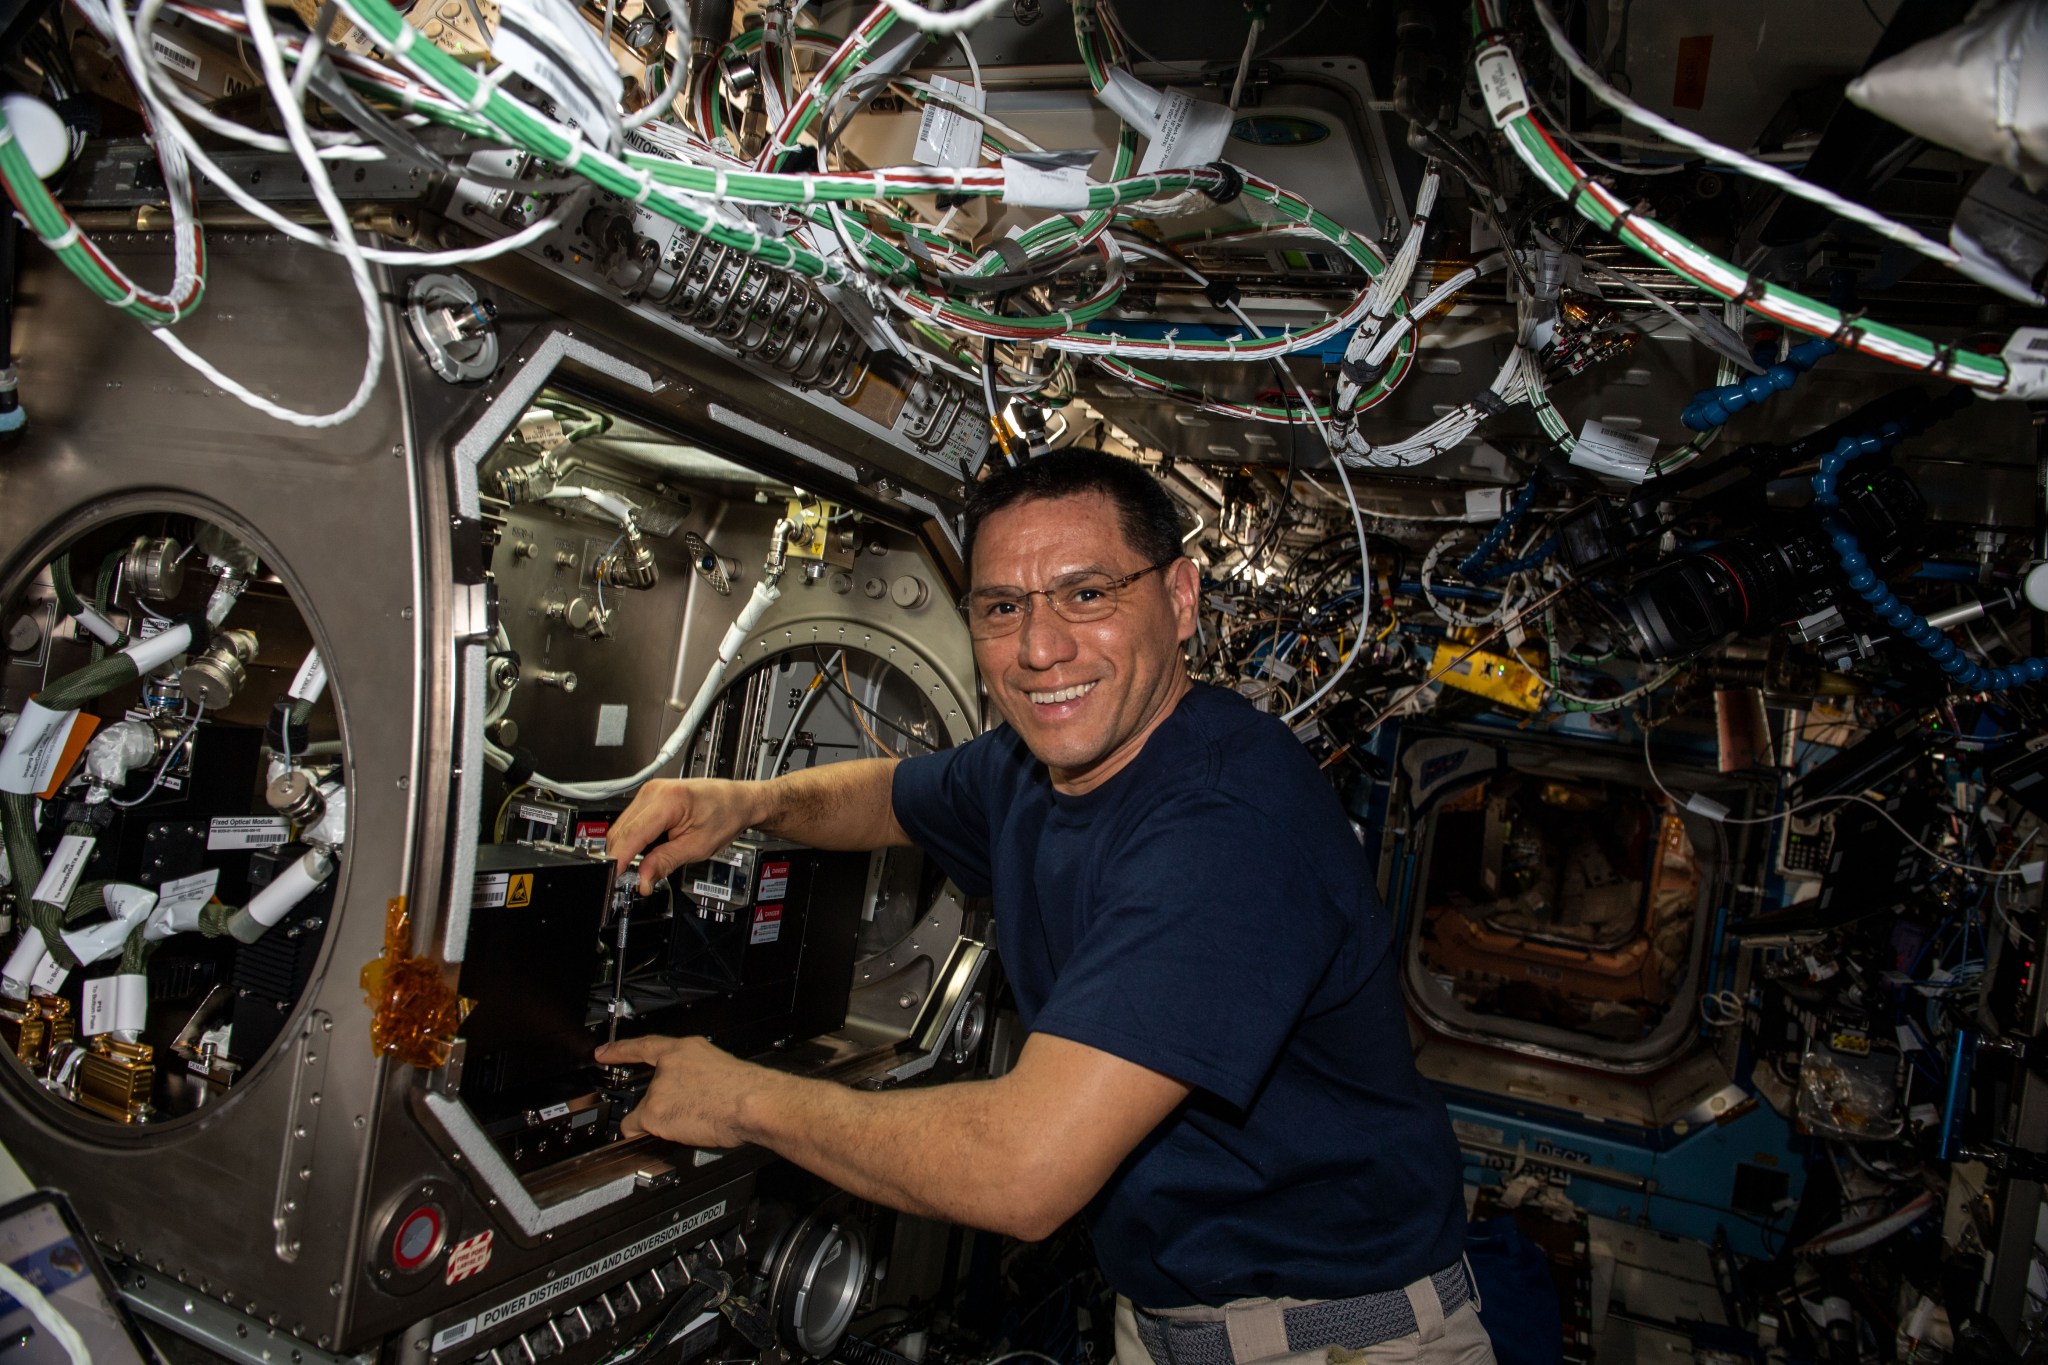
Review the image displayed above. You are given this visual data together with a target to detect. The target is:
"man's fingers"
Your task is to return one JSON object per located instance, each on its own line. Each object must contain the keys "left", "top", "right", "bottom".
{"left": 594, "top": 1036, "right": 663, "bottom": 1065}
{"left": 618, "top": 1105, "right": 648, "bottom": 1139}
{"left": 636, "top": 836, "right": 701, "bottom": 895}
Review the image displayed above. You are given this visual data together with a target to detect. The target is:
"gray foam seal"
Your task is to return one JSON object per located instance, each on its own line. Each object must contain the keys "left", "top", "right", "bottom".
{"left": 423, "top": 1091, "right": 639, "bottom": 1234}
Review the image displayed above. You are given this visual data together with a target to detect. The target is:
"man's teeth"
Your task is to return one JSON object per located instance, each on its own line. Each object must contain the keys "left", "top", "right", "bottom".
{"left": 1028, "top": 682, "right": 1097, "bottom": 705}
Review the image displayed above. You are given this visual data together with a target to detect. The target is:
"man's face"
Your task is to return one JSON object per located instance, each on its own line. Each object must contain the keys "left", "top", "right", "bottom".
{"left": 969, "top": 492, "right": 1198, "bottom": 795}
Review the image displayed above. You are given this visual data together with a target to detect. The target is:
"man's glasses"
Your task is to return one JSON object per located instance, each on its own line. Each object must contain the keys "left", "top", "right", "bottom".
{"left": 960, "top": 559, "right": 1178, "bottom": 640}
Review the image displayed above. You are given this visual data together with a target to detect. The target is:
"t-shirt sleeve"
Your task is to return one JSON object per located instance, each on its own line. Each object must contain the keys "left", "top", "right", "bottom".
{"left": 1029, "top": 791, "right": 1346, "bottom": 1111}
{"left": 890, "top": 732, "right": 1008, "bottom": 898}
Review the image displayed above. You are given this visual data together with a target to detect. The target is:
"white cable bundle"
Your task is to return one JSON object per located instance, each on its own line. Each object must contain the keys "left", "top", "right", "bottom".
{"left": 489, "top": 576, "right": 784, "bottom": 800}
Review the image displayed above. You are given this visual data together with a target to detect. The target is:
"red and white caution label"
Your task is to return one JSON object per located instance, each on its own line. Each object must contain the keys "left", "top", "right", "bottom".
{"left": 445, "top": 1230, "right": 494, "bottom": 1285}
{"left": 751, "top": 904, "right": 784, "bottom": 945}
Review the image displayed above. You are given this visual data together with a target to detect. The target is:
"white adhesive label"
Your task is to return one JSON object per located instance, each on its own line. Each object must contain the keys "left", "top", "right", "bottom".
{"left": 913, "top": 75, "right": 984, "bottom": 168}
{"left": 1570, "top": 419, "right": 1660, "bottom": 483}
{"left": 31, "top": 834, "right": 94, "bottom": 908}
{"left": 1464, "top": 487, "right": 1504, "bottom": 521}
{"left": 1475, "top": 46, "right": 1529, "bottom": 127}
{"left": 103, "top": 883, "right": 158, "bottom": 924}
{"left": 207, "top": 817, "right": 288, "bottom": 851}
{"left": 2023, "top": 860, "right": 2046, "bottom": 886}
{"left": 2000, "top": 327, "right": 2048, "bottom": 399}
{"left": 149, "top": 34, "right": 203, "bottom": 81}
{"left": 29, "top": 953, "right": 68, "bottom": 994}
{"left": 0, "top": 700, "right": 83, "bottom": 795}
{"left": 288, "top": 649, "right": 328, "bottom": 703}
{"left": 515, "top": 803, "right": 563, "bottom": 829}
{"left": 1000, "top": 152, "right": 1094, "bottom": 210}
{"left": 83, "top": 977, "right": 115, "bottom": 1036}
{"left": 1136, "top": 88, "right": 1233, "bottom": 175}
{"left": 148, "top": 868, "right": 221, "bottom": 940}
{"left": 472, "top": 872, "right": 532, "bottom": 910}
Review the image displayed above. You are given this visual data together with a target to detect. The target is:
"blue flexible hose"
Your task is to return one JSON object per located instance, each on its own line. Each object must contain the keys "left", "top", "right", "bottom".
{"left": 1813, "top": 426, "right": 2046, "bottom": 693}
{"left": 1682, "top": 337, "right": 1836, "bottom": 432}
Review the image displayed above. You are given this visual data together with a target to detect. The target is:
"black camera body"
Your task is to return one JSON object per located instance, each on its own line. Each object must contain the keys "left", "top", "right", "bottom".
{"left": 1623, "top": 467, "right": 1926, "bottom": 661}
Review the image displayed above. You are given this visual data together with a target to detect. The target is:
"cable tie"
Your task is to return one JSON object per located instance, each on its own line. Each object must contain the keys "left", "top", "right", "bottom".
{"left": 42, "top": 223, "right": 80, "bottom": 252}
{"left": 111, "top": 280, "right": 140, "bottom": 310}
{"left": 1921, "top": 340, "right": 1960, "bottom": 378}
{"left": 632, "top": 173, "right": 657, "bottom": 205}
{"left": 714, "top": 168, "right": 729, "bottom": 198}
{"left": 1197, "top": 161, "right": 1243, "bottom": 205}
{"left": 1827, "top": 308, "right": 1867, "bottom": 350}
{"left": 557, "top": 140, "right": 584, "bottom": 171}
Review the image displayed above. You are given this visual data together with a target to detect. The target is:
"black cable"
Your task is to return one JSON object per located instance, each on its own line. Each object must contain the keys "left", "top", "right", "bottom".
{"left": 810, "top": 647, "right": 935, "bottom": 752}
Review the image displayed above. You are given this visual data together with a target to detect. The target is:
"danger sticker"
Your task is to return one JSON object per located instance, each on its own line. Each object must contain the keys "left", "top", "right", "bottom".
{"left": 758, "top": 861, "right": 791, "bottom": 901}
{"left": 208, "top": 817, "right": 290, "bottom": 851}
{"left": 445, "top": 1230, "right": 494, "bottom": 1285}
{"left": 751, "top": 904, "right": 783, "bottom": 945}
{"left": 473, "top": 873, "right": 534, "bottom": 909}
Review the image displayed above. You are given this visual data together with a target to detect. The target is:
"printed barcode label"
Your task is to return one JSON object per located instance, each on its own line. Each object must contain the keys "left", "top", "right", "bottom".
{"left": 207, "top": 817, "right": 289, "bottom": 850}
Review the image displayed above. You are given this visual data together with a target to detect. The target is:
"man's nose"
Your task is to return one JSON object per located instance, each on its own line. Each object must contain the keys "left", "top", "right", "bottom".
{"left": 1015, "top": 597, "right": 1079, "bottom": 668}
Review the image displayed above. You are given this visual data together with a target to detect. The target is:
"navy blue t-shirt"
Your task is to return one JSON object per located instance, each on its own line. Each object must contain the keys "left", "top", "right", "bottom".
{"left": 891, "top": 683, "right": 1465, "bottom": 1309}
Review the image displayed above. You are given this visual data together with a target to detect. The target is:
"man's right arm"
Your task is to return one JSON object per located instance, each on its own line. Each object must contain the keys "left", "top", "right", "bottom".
{"left": 607, "top": 759, "right": 910, "bottom": 894}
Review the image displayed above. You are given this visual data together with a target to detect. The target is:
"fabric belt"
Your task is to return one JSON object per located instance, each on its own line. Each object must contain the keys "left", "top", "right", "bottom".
{"left": 1132, "top": 1262, "right": 1472, "bottom": 1365}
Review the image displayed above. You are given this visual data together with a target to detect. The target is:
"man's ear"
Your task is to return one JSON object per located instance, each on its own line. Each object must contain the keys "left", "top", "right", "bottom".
{"left": 1169, "top": 557, "right": 1201, "bottom": 644}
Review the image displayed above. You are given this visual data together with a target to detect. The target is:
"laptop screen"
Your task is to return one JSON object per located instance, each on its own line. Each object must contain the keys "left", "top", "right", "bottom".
{"left": 0, "top": 1193, "right": 156, "bottom": 1365}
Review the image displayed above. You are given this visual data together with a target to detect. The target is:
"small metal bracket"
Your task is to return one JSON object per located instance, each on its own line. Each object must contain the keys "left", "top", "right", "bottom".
{"left": 272, "top": 1009, "right": 331, "bottom": 1262}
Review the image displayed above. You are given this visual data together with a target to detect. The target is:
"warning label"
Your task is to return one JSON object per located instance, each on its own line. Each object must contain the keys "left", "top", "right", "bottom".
{"left": 473, "top": 872, "right": 534, "bottom": 909}
{"left": 758, "top": 861, "right": 790, "bottom": 901}
{"left": 751, "top": 905, "right": 783, "bottom": 945}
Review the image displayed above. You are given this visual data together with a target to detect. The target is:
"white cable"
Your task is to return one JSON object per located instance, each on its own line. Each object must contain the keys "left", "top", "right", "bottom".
{"left": 1528, "top": 0, "right": 2043, "bottom": 304}
{"left": 0, "top": 1258, "right": 90, "bottom": 1365}
{"left": 1227, "top": 16, "right": 1260, "bottom": 109}
{"left": 149, "top": 0, "right": 386, "bottom": 429}
{"left": 871, "top": 0, "right": 1008, "bottom": 34}
{"left": 1639, "top": 727, "right": 2033, "bottom": 876}
{"left": 112, "top": 0, "right": 591, "bottom": 269}
{"left": 495, "top": 577, "right": 784, "bottom": 799}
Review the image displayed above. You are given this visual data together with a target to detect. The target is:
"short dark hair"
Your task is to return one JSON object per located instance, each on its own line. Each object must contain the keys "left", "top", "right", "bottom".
{"left": 963, "top": 451, "right": 1184, "bottom": 574}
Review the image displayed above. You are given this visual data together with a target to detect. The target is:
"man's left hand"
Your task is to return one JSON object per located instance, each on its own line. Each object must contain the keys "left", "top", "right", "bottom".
{"left": 594, "top": 1035, "right": 761, "bottom": 1147}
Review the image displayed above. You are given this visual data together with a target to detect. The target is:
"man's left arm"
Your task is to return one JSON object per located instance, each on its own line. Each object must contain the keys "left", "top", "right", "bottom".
{"left": 593, "top": 1032, "right": 1187, "bottom": 1242}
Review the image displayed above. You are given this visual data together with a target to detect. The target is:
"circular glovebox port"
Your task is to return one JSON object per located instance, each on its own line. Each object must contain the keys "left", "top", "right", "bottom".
{"left": 0, "top": 507, "right": 347, "bottom": 1128}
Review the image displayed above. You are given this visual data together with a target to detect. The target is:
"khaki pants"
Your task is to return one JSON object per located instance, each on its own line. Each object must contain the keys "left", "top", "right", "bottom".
{"left": 1114, "top": 1284, "right": 1498, "bottom": 1365}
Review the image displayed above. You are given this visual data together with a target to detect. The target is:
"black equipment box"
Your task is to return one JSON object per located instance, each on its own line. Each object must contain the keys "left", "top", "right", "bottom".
{"left": 662, "top": 837, "right": 866, "bottom": 1056}
{"left": 457, "top": 842, "right": 612, "bottom": 1111}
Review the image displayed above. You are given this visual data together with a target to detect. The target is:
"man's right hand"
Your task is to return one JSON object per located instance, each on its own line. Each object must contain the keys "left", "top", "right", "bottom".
{"left": 608, "top": 779, "right": 759, "bottom": 894}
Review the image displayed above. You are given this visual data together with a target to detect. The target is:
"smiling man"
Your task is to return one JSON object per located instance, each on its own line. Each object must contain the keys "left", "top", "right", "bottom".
{"left": 599, "top": 451, "right": 1489, "bottom": 1365}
